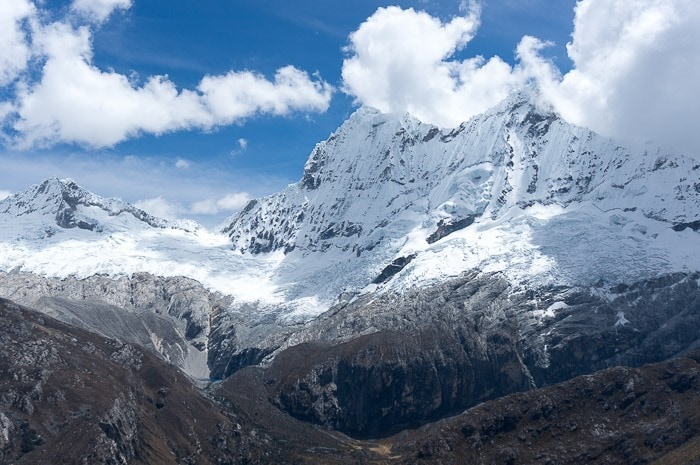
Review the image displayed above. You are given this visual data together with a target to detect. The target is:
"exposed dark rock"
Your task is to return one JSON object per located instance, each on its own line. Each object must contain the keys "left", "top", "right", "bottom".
{"left": 439, "top": 124, "right": 466, "bottom": 142}
{"left": 2, "top": 294, "right": 700, "bottom": 464}
{"left": 422, "top": 127, "right": 439, "bottom": 142}
{"left": 240, "top": 198, "right": 258, "bottom": 215}
{"left": 0, "top": 271, "right": 222, "bottom": 378}
{"left": 673, "top": 220, "right": 700, "bottom": 232}
{"left": 301, "top": 147, "right": 326, "bottom": 190}
{"left": 7, "top": 267, "right": 699, "bottom": 439}
{"left": 390, "top": 352, "right": 700, "bottom": 465}
{"left": 55, "top": 207, "right": 102, "bottom": 231}
{"left": 319, "top": 223, "right": 340, "bottom": 240}
{"left": 527, "top": 164, "right": 539, "bottom": 194}
{"left": 523, "top": 110, "right": 558, "bottom": 138}
{"left": 372, "top": 253, "right": 418, "bottom": 284}
{"left": 342, "top": 222, "right": 362, "bottom": 237}
{"left": 210, "top": 346, "right": 275, "bottom": 381}
{"left": 426, "top": 216, "right": 476, "bottom": 244}
{"left": 264, "top": 325, "right": 532, "bottom": 438}
{"left": 215, "top": 271, "right": 700, "bottom": 439}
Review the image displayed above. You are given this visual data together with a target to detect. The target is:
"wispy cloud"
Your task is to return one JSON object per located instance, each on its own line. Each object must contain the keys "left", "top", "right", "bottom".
{"left": 190, "top": 192, "right": 251, "bottom": 215}
{"left": 252, "top": 3, "right": 348, "bottom": 39}
{"left": 70, "top": 0, "right": 132, "bottom": 24}
{"left": 175, "top": 159, "right": 191, "bottom": 169}
{"left": 133, "top": 196, "right": 182, "bottom": 220}
{"left": 0, "top": 0, "right": 334, "bottom": 150}
{"left": 230, "top": 137, "right": 249, "bottom": 158}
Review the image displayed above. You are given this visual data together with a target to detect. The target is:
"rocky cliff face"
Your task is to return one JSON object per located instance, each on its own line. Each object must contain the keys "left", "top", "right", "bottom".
{"left": 0, "top": 298, "right": 280, "bottom": 465}
{"left": 2, "top": 297, "right": 699, "bottom": 465}
{"left": 389, "top": 351, "right": 700, "bottom": 465}
{"left": 0, "top": 271, "right": 227, "bottom": 379}
{"left": 219, "top": 270, "right": 700, "bottom": 437}
{"left": 5, "top": 263, "right": 697, "bottom": 439}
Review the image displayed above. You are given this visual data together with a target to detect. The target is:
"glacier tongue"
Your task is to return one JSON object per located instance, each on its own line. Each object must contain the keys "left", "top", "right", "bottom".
{"left": 1, "top": 90, "right": 700, "bottom": 323}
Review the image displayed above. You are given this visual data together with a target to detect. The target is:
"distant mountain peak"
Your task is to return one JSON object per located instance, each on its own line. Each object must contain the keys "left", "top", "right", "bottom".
{"left": 0, "top": 177, "right": 193, "bottom": 235}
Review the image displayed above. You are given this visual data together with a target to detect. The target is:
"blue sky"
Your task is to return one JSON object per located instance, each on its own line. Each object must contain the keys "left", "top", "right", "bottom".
{"left": 1, "top": 0, "right": 698, "bottom": 227}
{"left": 95, "top": 0, "right": 575, "bottom": 174}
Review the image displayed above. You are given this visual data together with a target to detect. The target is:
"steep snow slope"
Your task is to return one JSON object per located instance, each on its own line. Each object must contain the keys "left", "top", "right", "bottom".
{"left": 223, "top": 90, "right": 700, "bottom": 312}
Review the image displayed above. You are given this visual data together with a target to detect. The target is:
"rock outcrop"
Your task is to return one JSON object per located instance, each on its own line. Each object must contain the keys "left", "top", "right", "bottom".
{"left": 0, "top": 271, "right": 228, "bottom": 379}
{"left": 219, "top": 271, "right": 700, "bottom": 437}
{"left": 0, "top": 298, "right": 280, "bottom": 465}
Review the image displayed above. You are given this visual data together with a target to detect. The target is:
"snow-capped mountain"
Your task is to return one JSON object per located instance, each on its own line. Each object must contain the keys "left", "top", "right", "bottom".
{"left": 0, "top": 177, "right": 266, "bottom": 299}
{"left": 2, "top": 90, "right": 700, "bottom": 320}
{"left": 1, "top": 87, "right": 700, "bottom": 399}
{"left": 223, "top": 90, "right": 700, "bottom": 304}
{"left": 0, "top": 177, "right": 189, "bottom": 237}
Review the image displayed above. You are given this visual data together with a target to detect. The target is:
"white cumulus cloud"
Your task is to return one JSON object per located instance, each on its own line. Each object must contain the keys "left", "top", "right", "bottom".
{"left": 13, "top": 22, "right": 211, "bottom": 148}
{"left": 1, "top": 1, "right": 333, "bottom": 149}
{"left": 0, "top": 190, "right": 12, "bottom": 201}
{"left": 190, "top": 192, "right": 251, "bottom": 215}
{"left": 199, "top": 66, "right": 332, "bottom": 124}
{"left": 342, "top": 4, "right": 521, "bottom": 128}
{"left": 238, "top": 138, "right": 248, "bottom": 150}
{"left": 343, "top": 0, "right": 700, "bottom": 155}
{"left": 518, "top": 0, "right": 700, "bottom": 155}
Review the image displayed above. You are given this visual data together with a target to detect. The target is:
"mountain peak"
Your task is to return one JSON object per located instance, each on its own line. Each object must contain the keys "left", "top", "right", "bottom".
{"left": 1, "top": 87, "right": 700, "bottom": 329}
{"left": 345, "top": 87, "right": 550, "bottom": 132}
{"left": 1, "top": 177, "right": 85, "bottom": 221}
{"left": 0, "top": 177, "right": 179, "bottom": 235}
{"left": 221, "top": 85, "right": 700, "bottom": 305}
